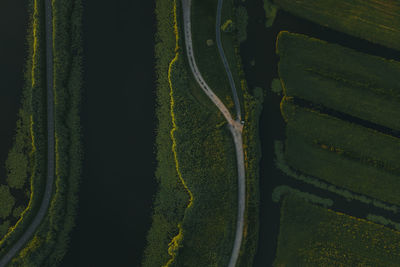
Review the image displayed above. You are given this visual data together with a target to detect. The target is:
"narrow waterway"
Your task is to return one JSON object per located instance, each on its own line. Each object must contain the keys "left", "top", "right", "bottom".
{"left": 61, "top": 1, "right": 157, "bottom": 266}
{"left": 0, "top": 1, "right": 28, "bottom": 181}
{"left": 240, "top": 0, "right": 400, "bottom": 266}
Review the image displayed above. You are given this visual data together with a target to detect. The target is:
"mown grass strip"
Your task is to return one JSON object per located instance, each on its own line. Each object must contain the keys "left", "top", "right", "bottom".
{"left": 277, "top": 31, "right": 400, "bottom": 131}
{"left": 275, "top": 194, "right": 400, "bottom": 266}
{"left": 273, "top": 0, "right": 400, "bottom": 51}
{"left": 282, "top": 99, "right": 400, "bottom": 175}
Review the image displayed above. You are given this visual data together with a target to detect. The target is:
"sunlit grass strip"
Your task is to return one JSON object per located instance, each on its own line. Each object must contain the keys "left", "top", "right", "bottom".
{"left": 31, "top": 0, "right": 38, "bottom": 87}
{"left": 163, "top": 0, "right": 194, "bottom": 266}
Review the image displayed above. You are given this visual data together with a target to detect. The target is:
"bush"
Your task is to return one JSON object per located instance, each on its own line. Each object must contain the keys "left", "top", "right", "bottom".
{"left": 235, "top": 6, "right": 248, "bottom": 43}
{"left": 0, "top": 186, "right": 15, "bottom": 219}
{"left": 277, "top": 31, "right": 400, "bottom": 131}
{"left": 263, "top": 0, "right": 278, "bottom": 28}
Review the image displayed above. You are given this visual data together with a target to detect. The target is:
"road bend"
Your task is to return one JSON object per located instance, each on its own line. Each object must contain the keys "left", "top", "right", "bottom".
{"left": 181, "top": 1, "right": 245, "bottom": 266}
{"left": 0, "top": 0, "right": 55, "bottom": 265}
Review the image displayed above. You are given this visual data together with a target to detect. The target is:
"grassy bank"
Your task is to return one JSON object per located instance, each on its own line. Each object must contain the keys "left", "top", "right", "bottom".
{"left": 277, "top": 31, "right": 400, "bottom": 131}
{"left": 273, "top": 0, "right": 400, "bottom": 51}
{"left": 274, "top": 194, "right": 400, "bottom": 266}
{"left": 143, "top": 0, "right": 260, "bottom": 266}
{"left": 4, "top": 0, "right": 83, "bottom": 266}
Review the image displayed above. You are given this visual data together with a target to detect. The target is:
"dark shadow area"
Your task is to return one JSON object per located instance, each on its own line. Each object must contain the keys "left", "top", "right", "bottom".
{"left": 61, "top": 1, "right": 157, "bottom": 266}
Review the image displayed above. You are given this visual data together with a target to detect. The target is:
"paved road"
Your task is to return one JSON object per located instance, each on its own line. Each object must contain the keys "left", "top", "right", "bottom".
{"left": 181, "top": 1, "right": 245, "bottom": 266}
{"left": 0, "top": 0, "right": 55, "bottom": 265}
{"left": 216, "top": 0, "right": 242, "bottom": 121}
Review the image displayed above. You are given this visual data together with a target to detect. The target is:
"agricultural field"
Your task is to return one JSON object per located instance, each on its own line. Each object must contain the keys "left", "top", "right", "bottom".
{"left": 277, "top": 31, "right": 400, "bottom": 132}
{"left": 272, "top": 0, "right": 400, "bottom": 51}
{"left": 282, "top": 100, "right": 400, "bottom": 176}
{"left": 274, "top": 194, "right": 400, "bottom": 266}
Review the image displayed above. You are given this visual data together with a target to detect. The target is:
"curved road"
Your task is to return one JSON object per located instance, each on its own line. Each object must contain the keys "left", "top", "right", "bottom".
{"left": 181, "top": 1, "right": 245, "bottom": 266}
{"left": 0, "top": 0, "right": 55, "bottom": 265}
{"left": 216, "top": 0, "right": 241, "bottom": 121}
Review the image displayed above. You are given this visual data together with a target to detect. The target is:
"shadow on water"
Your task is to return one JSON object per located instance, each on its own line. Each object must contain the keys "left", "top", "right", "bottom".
{"left": 0, "top": 1, "right": 28, "bottom": 180}
{"left": 240, "top": 0, "right": 400, "bottom": 266}
{"left": 61, "top": 1, "right": 157, "bottom": 266}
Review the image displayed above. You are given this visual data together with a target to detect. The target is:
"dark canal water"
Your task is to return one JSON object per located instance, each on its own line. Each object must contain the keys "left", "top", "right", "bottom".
{"left": 0, "top": 1, "right": 28, "bottom": 180}
{"left": 61, "top": 1, "right": 157, "bottom": 266}
{"left": 240, "top": 0, "right": 400, "bottom": 266}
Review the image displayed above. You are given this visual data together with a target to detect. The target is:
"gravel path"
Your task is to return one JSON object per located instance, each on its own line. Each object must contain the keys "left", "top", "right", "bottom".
{"left": 181, "top": 1, "right": 245, "bottom": 266}
{"left": 0, "top": 0, "right": 55, "bottom": 265}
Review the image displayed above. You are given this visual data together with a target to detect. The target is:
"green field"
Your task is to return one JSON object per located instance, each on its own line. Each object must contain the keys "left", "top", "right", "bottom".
{"left": 277, "top": 31, "right": 400, "bottom": 131}
{"left": 273, "top": 0, "right": 400, "bottom": 51}
{"left": 285, "top": 129, "right": 400, "bottom": 206}
{"left": 274, "top": 194, "right": 400, "bottom": 266}
{"left": 282, "top": 100, "right": 400, "bottom": 175}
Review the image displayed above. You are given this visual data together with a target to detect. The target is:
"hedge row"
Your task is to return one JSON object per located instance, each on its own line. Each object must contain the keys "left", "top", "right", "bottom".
{"left": 8, "top": 0, "right": 83, "bottom": 265}
{"left": 273, "top": 0, "right": 400, "bottom": 50}
{"left": 282, "top": 100, "right": 400, "bottom": 175}
{"left": 277, "top": 31, "right": 400, "bottom": 131}
{"left": 275, "top": 194, "right": 400, "bottom": 266}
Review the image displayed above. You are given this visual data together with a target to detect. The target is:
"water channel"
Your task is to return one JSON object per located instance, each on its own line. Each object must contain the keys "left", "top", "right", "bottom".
{"left": 0, "top": 1, "right": 28, "bottom": 182}
{"left": 61, "top": 1, "right": 157, "bottom": 266}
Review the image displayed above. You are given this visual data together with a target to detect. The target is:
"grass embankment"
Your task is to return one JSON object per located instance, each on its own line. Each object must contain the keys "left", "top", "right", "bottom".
{"left": 6, "top": 0, "right": 83, "bottom": 266}
{"left": 274, "top": 194, "right": 400, "bottom": 266}
{"left": 277, "top": 31, "right": 400, "bottom": 131}
{"left": 273, "top": 0, "right": 400, "bottom": 51}
{"left": 143, "top": 0, "right": 261, "bottom": 266}
{"left": 0, "top": 0, "right": 47, "bottom": 257}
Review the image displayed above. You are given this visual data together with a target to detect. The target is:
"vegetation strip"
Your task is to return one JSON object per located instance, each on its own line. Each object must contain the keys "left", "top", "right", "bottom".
{"left": 274, "top": 194, "right": 400, "bottom": 266}
{"left": 162, "top": 1, "right": 194, "bottom": 265}
{"left": 277, "top": 31, "right": 400, "bottom": 132}
{"left": 273, "top": 0, "right": 400, "bottom": 51}
{"left": 0, "top": 0, "right": 54, "bottom": 265}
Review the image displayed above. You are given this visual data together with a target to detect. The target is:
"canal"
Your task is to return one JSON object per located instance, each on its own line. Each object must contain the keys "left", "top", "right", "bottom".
{"left": 0, "top": 1, "right": 28, "bottom": 181}
{"left": 61, "top": 1, "right": 157, "bottom": 266}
